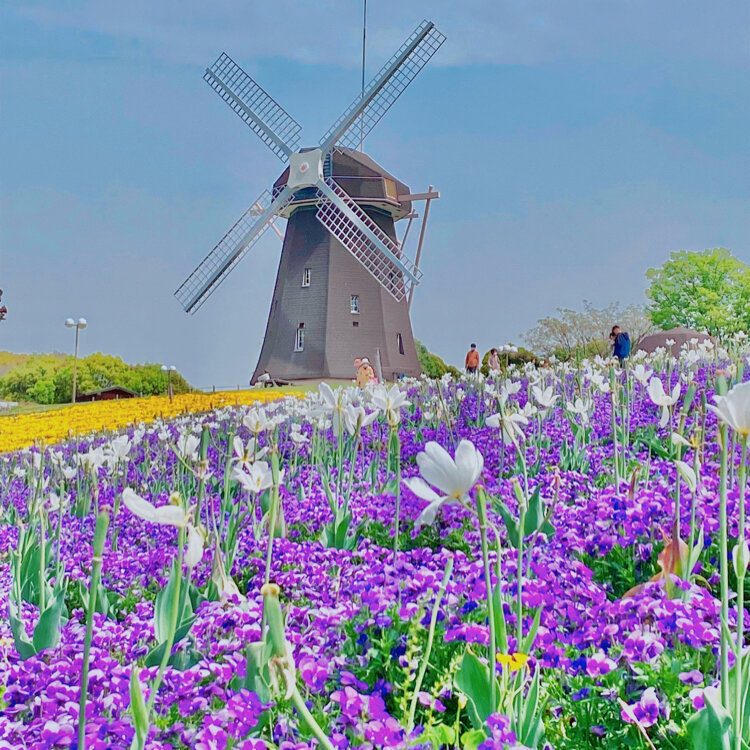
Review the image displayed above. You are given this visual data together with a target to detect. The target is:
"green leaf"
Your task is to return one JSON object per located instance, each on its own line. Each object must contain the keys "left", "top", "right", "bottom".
{"left": 494, "top": 501, "right": 520, "bottom": 548}
{"left": 521, "top": 608, "right": 542, "bottom": 654}
{"left": 144, "top": 617, "right": 196, "bottom": 668}
{"left": 524, "top": 485, "right": 555, "bottom": 539}
{"left": 243, "top": 640, "right": 272, "bottom": 703}
{"left": 129, "top": 667, "right": 150, "bottom": 747}
{"left": 32, "top": 586, "right": 66, "bottom": 653}
{"left": 686, "top": 688, "right": 732, "bottom": 750}
{"left": 454, "top": 651, "right": 497, "bottom": 729}
{"left": 154, "top": 560, "right": 192, "bottom": 644}
{"left": 459, "top": 728, "right": 486, "bottom": 750}
{"left": 8, "top": 602, "right": 36, "bottom": 660}
{"left": 518, "top": 667, "right": 544, "bottom": 747}
{"left": 727, "top": 654, "right": 750, "bottom": 745}
{"left": 492, "top": 585, "right": 509, "bottom": 654}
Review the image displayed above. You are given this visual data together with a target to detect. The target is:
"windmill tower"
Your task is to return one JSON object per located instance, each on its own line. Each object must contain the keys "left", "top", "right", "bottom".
{"left": 175, "top": 20, "right": 445, "bottom": 382}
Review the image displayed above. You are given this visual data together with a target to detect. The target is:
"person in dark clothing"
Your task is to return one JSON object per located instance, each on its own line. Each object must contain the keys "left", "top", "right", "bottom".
{"left": 611, "top": 325, "right": 631, "bottom": 366}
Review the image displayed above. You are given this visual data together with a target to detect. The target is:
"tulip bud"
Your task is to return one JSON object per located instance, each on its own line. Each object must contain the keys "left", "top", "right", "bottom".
{"left": 733, "top": 541, "right": 749, "bottom": 580}
{"left": 675, "top": 461, "right": 697, "bottom": 494}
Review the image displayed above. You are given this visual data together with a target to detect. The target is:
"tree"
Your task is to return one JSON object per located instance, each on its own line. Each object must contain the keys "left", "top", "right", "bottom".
{"left": 415, "top": 340, "right": 460, "bottom": 379}
{"left": 523, "top": 301, "right": 653, "bottom": 360}
{"left": 645, "top": 248, "right": 750, "bottom": 336}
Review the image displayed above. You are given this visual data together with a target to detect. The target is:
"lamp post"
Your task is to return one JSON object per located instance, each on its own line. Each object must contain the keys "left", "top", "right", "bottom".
{"left": 65, "top": 317, "right": 87, "bottom": 404}
{"left": 161, "top": 365, "right": 177, "bottom": 402}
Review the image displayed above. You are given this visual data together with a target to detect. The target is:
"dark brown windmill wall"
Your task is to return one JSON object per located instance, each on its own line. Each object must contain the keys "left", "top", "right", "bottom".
{"left": 252, "top": 206, "right": 420, "bottom": 382}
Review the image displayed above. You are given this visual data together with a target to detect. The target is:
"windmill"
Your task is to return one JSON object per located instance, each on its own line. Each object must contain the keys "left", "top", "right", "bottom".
{"left": 175, "top": 20, "right": 445, "bottom": 382}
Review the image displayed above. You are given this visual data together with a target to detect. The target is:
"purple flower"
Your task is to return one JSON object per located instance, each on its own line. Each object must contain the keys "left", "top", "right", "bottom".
{"left": 621, "top": 687, "right": 661, "bottom": 728}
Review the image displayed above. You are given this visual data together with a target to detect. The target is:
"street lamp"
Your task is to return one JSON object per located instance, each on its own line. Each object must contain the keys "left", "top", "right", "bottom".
{"left": 161, "top": 365, "right": 177, "bottom": 402}
{"left": 65, "top": 317, "right": 87, "bottom": 403}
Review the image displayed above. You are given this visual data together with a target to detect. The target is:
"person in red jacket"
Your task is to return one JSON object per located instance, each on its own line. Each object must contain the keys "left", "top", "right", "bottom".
{"left": 465, "top": 343, "right": 480, "bottom": 375}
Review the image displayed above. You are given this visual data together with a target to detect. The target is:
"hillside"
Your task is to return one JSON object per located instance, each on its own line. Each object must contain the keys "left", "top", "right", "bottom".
{"left": 0, "top": 350, "right": 190, "bottom": 404}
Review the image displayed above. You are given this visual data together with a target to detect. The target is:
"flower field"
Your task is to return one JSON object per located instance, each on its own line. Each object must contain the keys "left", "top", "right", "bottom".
{"left": 1, "top": 342, "right": 749, "bottom": 750}
{"left": 0, "top": 391, "right": 301, "bottom": 454}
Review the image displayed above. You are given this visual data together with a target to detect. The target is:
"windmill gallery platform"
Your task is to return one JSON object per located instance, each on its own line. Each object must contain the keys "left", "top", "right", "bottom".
{"left": 175, "top": 21, "right": 446, "bottom": 383}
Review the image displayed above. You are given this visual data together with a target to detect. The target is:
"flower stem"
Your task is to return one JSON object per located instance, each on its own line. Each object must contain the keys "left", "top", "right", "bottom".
{"left": 734, "top": 437, "right": 747, "bottom": 748}
{"left": 392, "top": 428, "right": 402, "bottom": 566}
{"left": 407, "top": 555, "right": 454, "bottom": 731}
{"left": 719, "top": 419, "right": 730, "bottom": 707}
{"left": 78, "top": 511, "right": 109, "bottom": 750}
{"left": 290, "top": 686, "right": 335, "bottom": 750}
{"left": 477, "top": 488, "right": 498, "bottom": 712}
{"left": 264, "top": 449, "right": 281, "bottom": 586}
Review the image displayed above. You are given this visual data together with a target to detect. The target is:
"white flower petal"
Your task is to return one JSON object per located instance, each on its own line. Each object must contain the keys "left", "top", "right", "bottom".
{"left": 403, "top": 477, "right": 441, "bottom": 503}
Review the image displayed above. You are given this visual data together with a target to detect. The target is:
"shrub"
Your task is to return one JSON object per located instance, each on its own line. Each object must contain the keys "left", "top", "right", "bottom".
{"left": 415, "top": 340, "right": 460, "bottom": 379}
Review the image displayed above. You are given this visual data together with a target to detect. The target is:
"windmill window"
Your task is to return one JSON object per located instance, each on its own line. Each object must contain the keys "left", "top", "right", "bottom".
{"left": 352, "top": 321, "right": 359, "bottom": 327}
{"left": 397, "top": 333, "right": 405, "bottom": 355}
{"left": 302, "top": 268, "right": 311, "bottom": 287}
{"left": 294, "top": 324, "right": 305, "bottom": 352}
{"left": 350, "top": 295, "right": 360, "bottom": 314}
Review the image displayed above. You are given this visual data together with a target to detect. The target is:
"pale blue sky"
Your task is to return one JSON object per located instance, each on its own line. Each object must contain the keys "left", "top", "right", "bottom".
{"left": 1, "top": 1, "right": 748, "bottom": 386}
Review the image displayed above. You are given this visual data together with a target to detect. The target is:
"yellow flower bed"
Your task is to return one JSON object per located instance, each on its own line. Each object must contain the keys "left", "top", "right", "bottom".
{"left": 0, "top": 390, "right": 303, "bottom": 454}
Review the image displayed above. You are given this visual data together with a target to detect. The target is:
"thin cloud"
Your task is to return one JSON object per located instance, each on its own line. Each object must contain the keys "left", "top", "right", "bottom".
{"left": 6, "top": 0, "right": 749, "bottom": 69}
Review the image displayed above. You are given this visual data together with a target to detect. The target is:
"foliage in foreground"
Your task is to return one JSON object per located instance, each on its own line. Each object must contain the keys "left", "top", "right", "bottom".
{"left": 0, "top": 337, "right": 749, "bottom": 750}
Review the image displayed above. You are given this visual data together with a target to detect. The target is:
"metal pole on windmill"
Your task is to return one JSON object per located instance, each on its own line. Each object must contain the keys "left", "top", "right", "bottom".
{"left": 408, "top": 186, "right": 435, "bottom": 310}
{"left": 360, "top": 0, "right": 366, "bottom": 151}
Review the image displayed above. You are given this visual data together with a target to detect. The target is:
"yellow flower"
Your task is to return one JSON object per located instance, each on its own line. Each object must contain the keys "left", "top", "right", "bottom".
{"left": 0, "top": 391, "right": 303, "bottom": 454}
{"left": 496, "top": 652, "right": 529, "bottom": 671}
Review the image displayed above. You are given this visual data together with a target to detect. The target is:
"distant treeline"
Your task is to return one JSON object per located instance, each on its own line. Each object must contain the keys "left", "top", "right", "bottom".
{"left": 0, "top": 351, "right": 190, "bottom": 404}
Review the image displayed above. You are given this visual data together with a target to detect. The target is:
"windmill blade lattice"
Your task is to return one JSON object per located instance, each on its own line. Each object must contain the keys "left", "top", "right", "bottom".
{"left": 175, "top": 187, "right": 293, "bottom": 313}
{"left": 205, "top": 53, "right": 302, "bottom": 161}
{"left": 315, "top": 178, "right": 421, "bottom": 301}
{"left": 318, "top": 20, "right": 446, "bottom": 153}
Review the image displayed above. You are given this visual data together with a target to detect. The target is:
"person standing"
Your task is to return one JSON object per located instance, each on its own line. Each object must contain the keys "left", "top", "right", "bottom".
{"left": 611, "top": 325, "right": 631, "bottom": 366}
{"left": 465, "top": 344, "right": 480, "bottom": 375}
{"left": 488, "top": 347, "right": 501, "bottom": 374}
{"left": 356, "top": 357, "right": 376, "bottom": 388}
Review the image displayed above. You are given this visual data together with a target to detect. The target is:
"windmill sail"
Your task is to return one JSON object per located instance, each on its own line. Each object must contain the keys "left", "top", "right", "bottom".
{"left": 205, "top": 53, "right": 302, "bottom": 161}
{"left": 315, "top": 178, "right": 421, "bottom": 301}
{"left": 318, "top": 20, "right": 446, "bottom": 153}
{"left": 175, "top": 187, "right": 293, "bottom": 313}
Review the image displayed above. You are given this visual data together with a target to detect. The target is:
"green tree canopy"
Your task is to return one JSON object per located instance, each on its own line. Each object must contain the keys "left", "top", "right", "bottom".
{"left": 645, "top": 248, "right": 750, "bottom": 336}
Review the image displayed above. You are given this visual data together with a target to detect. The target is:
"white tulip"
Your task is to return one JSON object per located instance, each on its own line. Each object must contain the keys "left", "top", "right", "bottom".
{"left": 532, "top": 385, "right": 559, "bottom": 410}
{"left": 343, "top": 404, "right": 379, "bottom": 436}
{"left": 487, "top": 410, "right": 528, "bottom": 445}
{"left": 233, "top": 461, "right": 274, "bottom": 494}
{"left": 647, "top": 377, "right": 681, "bottom": 428}
{"left": 403, "top": 440, "right": 484, "bottom": 529}
{"left": 184, "top": 525, "right": 206, "bottom": 569}
{"left": 122, "top": 488, "right": 188, "bottom": 527}
{"left": 371, "top": 384, "right": 410, "bottom": 426}
{"left": 176, "top": 433, "right": 200, "bottom": 461}
{"left": 709, "top": 381, "right": 750, "bottom": 437}
{"left": 631, "top": 364, "right": 653, "bottom": 386}
{"left": 242, "top": 407, "right": 271, "bottom": 434}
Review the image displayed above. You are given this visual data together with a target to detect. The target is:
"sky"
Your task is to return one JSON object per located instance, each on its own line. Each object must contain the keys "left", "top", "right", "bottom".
{"left": 1, "top": 0, "right": 748, "bottom": 387}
